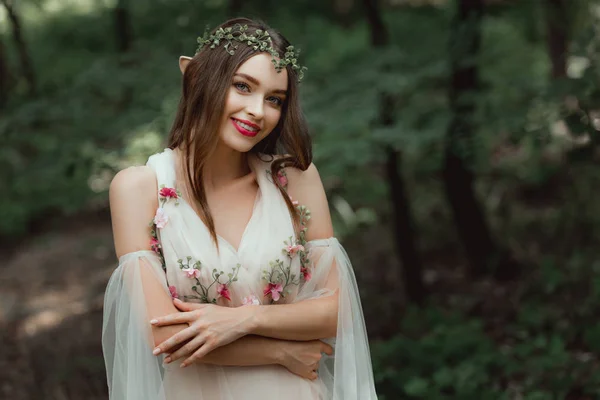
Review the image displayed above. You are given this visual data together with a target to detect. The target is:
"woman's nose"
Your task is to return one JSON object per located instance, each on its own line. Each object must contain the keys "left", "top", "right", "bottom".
{"left": 246, "top": 95, "right": 265, "bottom": 119}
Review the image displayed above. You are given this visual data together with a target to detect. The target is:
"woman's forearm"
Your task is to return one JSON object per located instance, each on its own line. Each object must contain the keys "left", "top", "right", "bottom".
{"left": 248, "top": 294, "right": 338, "bottom": 341}
{"left": 191, "top": 335, "right": 285, "bottom": 366}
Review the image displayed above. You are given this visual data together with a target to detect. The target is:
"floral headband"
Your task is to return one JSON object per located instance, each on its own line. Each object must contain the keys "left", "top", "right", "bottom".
{"left": 194, "top": 23, "right": 307, "bottom": 82}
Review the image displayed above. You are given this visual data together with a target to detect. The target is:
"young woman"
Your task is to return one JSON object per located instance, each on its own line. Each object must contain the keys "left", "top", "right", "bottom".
{"left": 102, "top": 17, "right": 377, "bottom": 400}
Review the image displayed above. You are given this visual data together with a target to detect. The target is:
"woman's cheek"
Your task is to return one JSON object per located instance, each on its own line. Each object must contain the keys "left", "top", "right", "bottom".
{"left": 268, "top": 109, "right": 282, "bottom": 129}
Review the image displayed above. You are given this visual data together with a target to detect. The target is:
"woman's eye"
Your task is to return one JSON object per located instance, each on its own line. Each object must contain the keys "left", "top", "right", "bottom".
{"left": 267, "top": 96, "right": 283, "bottom": 106}
{"left": 234, "top": 82, "right": 250, "bottom": 92}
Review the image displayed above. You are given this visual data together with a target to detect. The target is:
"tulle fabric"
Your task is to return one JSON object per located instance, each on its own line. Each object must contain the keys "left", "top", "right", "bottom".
{"left": 101, "top": 149, "right": 378, "bottom": 399}
{"left": 102, "top": 251, "right": 168, "bottom": 400}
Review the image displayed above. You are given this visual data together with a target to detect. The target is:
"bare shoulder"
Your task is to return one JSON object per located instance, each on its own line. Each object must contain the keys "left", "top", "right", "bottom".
{"left": 285, "top": 163, "right": 334, "bottom": 241}
{"left": 284, "top": 162, "right": 320, "bottom": 191}
{"left": 110, "top": 166, "right": 157, "bottom": 199}
{"left": 109, "top": 166, "right": 158, "bottom": 258}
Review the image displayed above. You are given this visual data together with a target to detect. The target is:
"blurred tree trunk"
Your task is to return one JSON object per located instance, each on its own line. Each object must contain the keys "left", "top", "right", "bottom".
{"left": 443, "top": 0, "right": 518, "bottom": 279}
{"left": 362, "top": 0, "right": 426, "bottom": 305}
{"left": 0, "top": 0, "right": 36, "bottom": 97}
{"left": 334, "top": 0, "right": 355, "bottom": 27}
{"left": 545, "top": 0, "right": 567, "bottom": 79}
{"left": 114, "top": 0, "right": 133, "bottom": 53}
{"left": 335, "top": 0, "right": 354, "bottom": 15}
{"left": 228, "top": 0, "right": 243, "bottom": 17}
{"left": 0, "top": 36, "right": 11, "bottom": 109}
{"left": 113, "top": 0, "right": 134, "bottom": 108}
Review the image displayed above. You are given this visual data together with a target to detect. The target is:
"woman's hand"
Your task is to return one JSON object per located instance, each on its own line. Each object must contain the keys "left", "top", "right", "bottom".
{"left": 151, "top": 298, "right": 256, "bottom": 367}
{"left": 278, "top": 340, "right": 333, "bottom": 381}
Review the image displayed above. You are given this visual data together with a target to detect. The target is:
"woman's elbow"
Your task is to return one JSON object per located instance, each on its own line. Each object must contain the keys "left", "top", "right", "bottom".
{"left": 151, "top": 325, "right": 184, "bottom": 348}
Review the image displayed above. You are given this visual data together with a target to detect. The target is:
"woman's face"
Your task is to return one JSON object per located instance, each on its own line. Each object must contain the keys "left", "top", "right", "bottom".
{"left": 218, "top": 53, "right": 289, "bottom": 153}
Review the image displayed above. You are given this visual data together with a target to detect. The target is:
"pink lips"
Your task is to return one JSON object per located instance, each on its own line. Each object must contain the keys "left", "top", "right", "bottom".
{"left": 231, "top": 118, "right": 260, "bottom": 137}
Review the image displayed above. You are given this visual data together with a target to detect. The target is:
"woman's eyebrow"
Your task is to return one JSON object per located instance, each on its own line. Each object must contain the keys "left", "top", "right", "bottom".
{"left": 234, "top": 73, "right": 287, "bottom": 95}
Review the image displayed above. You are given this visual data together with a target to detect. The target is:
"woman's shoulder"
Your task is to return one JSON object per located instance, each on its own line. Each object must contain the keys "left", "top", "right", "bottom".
{"left": 109, "top": 166, "right": 159, "bottom": 257}
{"left": 110, "top": 166, "right": 157, "bottom": 197}
{"left": 283, "top": 161, "right": 334, "bottom": 241}
{"left": 111, "top": 147, "right": 171, "bottom": 196}
{"left": 283, "top": 161, "right": 319, "bottom": 184}
{"left": 109, "top": 166, "right": 158, "bottom": 217}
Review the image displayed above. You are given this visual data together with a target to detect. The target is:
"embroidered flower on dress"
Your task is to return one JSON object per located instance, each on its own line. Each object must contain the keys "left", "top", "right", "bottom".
{"left": 276, "top": 170, "right": 288, "bottom": 188}
{"left": 150, "top": 185, "right": 181, "bottom": 273}
{"left": 177, "top": 257, "right": 240, "bottom": 304}
{"left": 150, "top": 237, "right": 162, "bottom": 253}
{"left": 183, "top": 266, "right": 201, "bottom": 279}
{"left": 284, "top": 244, "right": 304, "bottom": 258}
{"left": 169, "top": 285, "right": 179, "bottom": 299}
{"left": 153, "top": 207, "right": 169, "bottom": 229}
{"left": 217, "top": 283, "right": 231, "bottom": 301}
{"left": 159, "top": 187, "right": 178, "bottom": 199}
{"left": 263, "top": 282, "right": 284, "bottom": 302}
{"left": 158, "top": 185, "right": 182, "bottom": 207}
{"left": 301, "top": 266, "right": 312, "bottom": 282}
{"left": 260, "top": 170, "right": 315, "bottom": 304}
{"left": 242, "top": 295, "right": 260, "bottom": 305}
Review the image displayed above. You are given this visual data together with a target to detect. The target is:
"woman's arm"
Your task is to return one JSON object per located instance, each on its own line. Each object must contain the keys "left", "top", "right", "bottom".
{"left": 110, "top": 166, "right": 189, "bottom": 346}
{"left": 155, "top": 299, "right": 333, "bottom": 375}
{"left": 248, "top": 293, "right": 338, "bottom": 340}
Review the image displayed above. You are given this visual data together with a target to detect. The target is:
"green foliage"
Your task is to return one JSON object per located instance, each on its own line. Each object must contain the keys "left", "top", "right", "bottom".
{"left": 3, "top": 0, "right": 600, "bottom": 397}
{"left": 372, "top": 309, "right": 504, "bottom": 399}
{"left": 372, "top": 302, "right": 600, "bottom": 399}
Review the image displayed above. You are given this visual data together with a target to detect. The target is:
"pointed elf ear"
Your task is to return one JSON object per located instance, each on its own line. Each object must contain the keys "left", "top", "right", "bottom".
{"left": 179, "top": 56, "right": 192, "bottom": 74}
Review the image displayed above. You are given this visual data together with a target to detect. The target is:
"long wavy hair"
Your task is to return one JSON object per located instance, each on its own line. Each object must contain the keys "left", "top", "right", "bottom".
{"left": 166, "top": 17, "right": 312, "bottom": 246}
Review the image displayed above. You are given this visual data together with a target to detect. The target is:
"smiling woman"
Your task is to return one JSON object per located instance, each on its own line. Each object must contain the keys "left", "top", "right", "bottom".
{"left": 102, "top": 17, "right": 378, "bottom": 400}
{"left": 220, "top": 55, "right": 288, "bottom": 148}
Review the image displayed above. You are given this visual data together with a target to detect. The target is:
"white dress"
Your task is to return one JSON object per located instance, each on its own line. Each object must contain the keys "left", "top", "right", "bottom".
{"left": 102, "top": 148, "right": 378, "bottom": 399}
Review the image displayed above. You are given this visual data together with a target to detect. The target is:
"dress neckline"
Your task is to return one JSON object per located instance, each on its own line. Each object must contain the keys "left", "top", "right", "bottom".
{"left": 164, "top": 148, "right": 263, "bottom": 255}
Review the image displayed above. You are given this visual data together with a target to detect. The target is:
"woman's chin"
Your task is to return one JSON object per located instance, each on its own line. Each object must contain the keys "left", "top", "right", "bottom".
{"left": 220, "top": 135, "right": 257, "bottom": 153}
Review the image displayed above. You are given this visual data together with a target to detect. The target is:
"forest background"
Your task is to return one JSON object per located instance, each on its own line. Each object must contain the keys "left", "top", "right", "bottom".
{"left": 1, "top": 0, "right": 599, "bottom": 398}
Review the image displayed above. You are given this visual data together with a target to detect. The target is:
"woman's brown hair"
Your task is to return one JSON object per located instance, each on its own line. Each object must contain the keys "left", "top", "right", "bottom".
{"left": 166, "top": 17, "right": 312, "bottom": 246}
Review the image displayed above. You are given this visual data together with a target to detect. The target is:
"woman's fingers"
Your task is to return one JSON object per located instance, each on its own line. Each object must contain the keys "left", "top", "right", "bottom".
{"left": 150, "top": 311, "right": 196, "bottom": 326}
{"left": 321, "top": 343, "right": 333, "bottom": 356}
{"left": 180, "top": 340, "right": 215, "bottom": 368}
{"left": 153, "top": 325, "right": 198, "bottom": 355}
{"left": 164, "top": 334, "right": 207, "bottom": 363}
{"left": 173, "top": 298, "right": 208, "bottom": 311}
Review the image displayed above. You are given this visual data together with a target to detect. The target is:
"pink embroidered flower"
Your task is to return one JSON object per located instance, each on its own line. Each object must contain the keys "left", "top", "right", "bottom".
{"left": 242, "top": 295, "right": 260, "bottom": 306}
{"left": 168, "top": 285, "right": 179, "bottom": 299}
{"left": 217, "top": 283, "right": 231, "bottom": 301}
{"left": 289, "top": 195, "right": 299, "bottom": 206}
{"left": 285, "top": 244, "right": 305, "bottom": 258}
{"left": 263, "top": 282, "right": 284, "bottom": 302}
{"left": 277, "top": 170, "right": 288, "bottom": 187}
{"left": 301, "top": 267, "right": 312, "bottom": 282}
{"left": 153, "top": 207, "right": 169, "bottom": 229}
{"left": 183, "top": 267, "right": 201, "bottom": 279}
{"left": 150, "top": 237, "right": 161, "bottom": 253}
{"left": 159, "top": 187, "right": 178, "bottom": 199}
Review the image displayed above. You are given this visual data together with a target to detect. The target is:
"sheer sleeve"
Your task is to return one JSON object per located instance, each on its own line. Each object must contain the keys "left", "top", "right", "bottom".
{"left": 102, "top": 250, "right": 169, "bottom": 400}
{"left": 296, "top": 238, "right": 378, "bottom": 400}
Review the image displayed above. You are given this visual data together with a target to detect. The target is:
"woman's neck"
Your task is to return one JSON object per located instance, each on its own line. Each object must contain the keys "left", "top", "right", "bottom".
{"left": 175, "top": 142, "right": 252, "bottom": 191}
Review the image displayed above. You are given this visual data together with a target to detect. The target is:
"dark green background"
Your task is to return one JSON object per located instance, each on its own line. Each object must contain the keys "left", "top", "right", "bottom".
{"left": 1, "top": 0, "right": 599, "bottom": 398}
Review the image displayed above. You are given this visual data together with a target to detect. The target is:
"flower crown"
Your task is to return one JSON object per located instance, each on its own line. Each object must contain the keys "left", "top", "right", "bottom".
{"left": 195, "top": 24, "right": 307, "bottom": 82}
